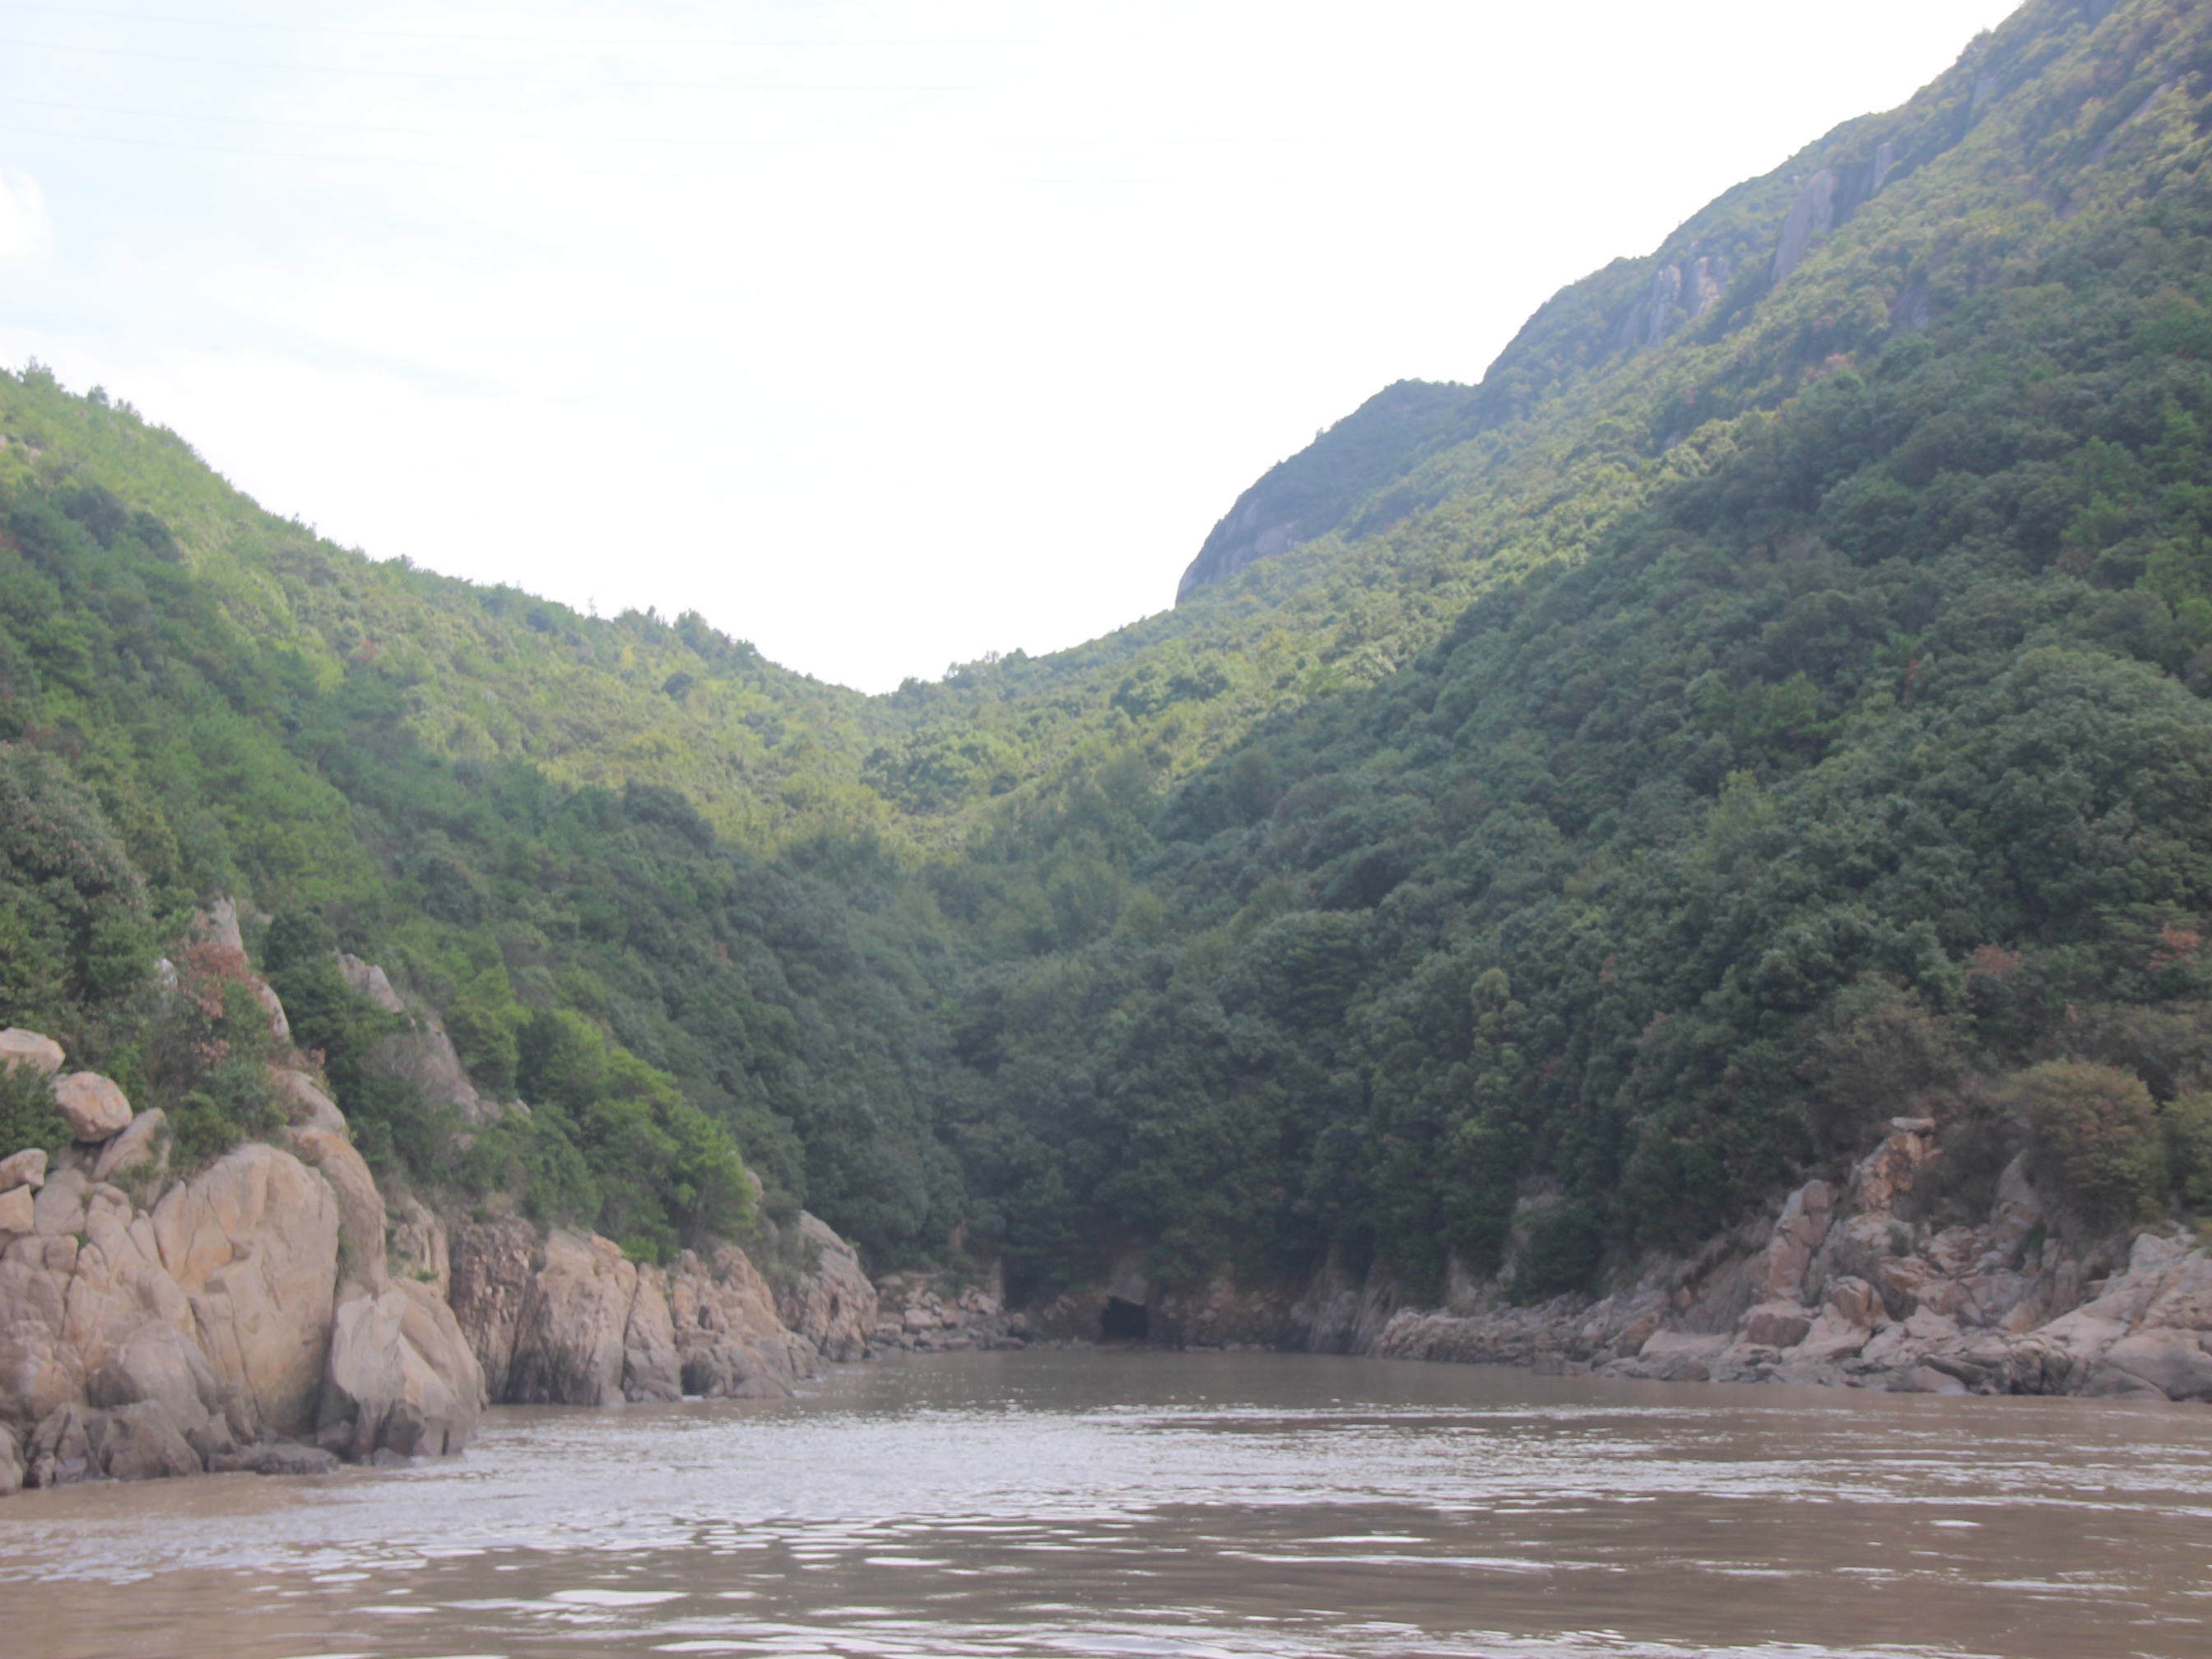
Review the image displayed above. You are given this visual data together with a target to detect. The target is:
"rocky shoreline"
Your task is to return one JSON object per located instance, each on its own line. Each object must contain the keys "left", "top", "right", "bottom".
{"left": 1057, "top": 1113, "right": 2212, "bottom": 1405}
{"left": 10, "top": 914, "right": 2210, "bottom": 1501}
{"left": 0, "top": 916, "right": 881, "bottom": 1497}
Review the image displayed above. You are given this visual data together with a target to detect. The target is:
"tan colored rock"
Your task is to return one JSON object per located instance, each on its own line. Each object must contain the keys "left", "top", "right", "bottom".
{"left": 271, "top": 1069, "right": 346, "bottom": 1134}
{"left": 98, "top": 1400, "right": 207, "bottom": 1481}
{"left": 1742, "top": 1302, "right": 1813, "bottom": 1350}
{"left": 388, "top": 1197, "right": 450, "bottom": 1302}
{"left": 621, "top": 1271, "right": 683, "bottom": 1404}
{"left": 284, "top": 1125, "right": 385, "bottom": 1296}
{"left": 86, "top": 1319, "right": 221, "bottom": 1432}
{"left": 0, "top": 1148, "right": 46, "bottom": 1193}
{"left": 338, "top": 954, "right": 407, "bottom": 1014}
{"left": 151, "top": 1144, "right": 340, "bottom": 1437}
{"left": 53, "top": 1073, "right": 132, "bottom": 1143}
{"left": 1760, "top": 1181, "right": 1833, "bottom": 1301}
{"left": 0, "top": 1420, "right": 21, "bottom": 1495}
{"left": 92, "top": 1108, "right": 168, "bottom": 1184}
{"left": 448, "top": 1215, "right": 539, "bottom": 1399}
{"left": 31, "top": 1167, "right": 86, "bottom": 1238}
{"left": 371, "top": 1019, "right": 490, "bottom": 1123}
{"left": 27, "top": 1401, "right": 97, "bottom": 1485}
{"left": 255, "top": 982, "right": 290, "bottom": 1043}
{"left": 1849, "top": 1120, "right": 1936, "bottom": 1214}
{"left": 775, "top": 1211, "right": 877, "bottom": 1362}
{"left": 0, "top": 1029, "right": 63, "bottom": 1076}
{"left": 319, "top": 1279, "right": 482, "bottom": 1459}
{"left": 504, "top": 1229, "right": 661, "bottom": 1406}
{"left": 201, "top": 896, "right": 244, "bottom": 953}
{"left": 2096, "top": 1331, "right": 2212, "bottom": 1402}
{"left": 0, "top": 1186, "right": 31, "bottom": 1237}
{"left": 664, "top": 1243, "right": 813, "bottom": 1398}
{"left": 0, "top": 1254, "right": 79, "bottom": 1425}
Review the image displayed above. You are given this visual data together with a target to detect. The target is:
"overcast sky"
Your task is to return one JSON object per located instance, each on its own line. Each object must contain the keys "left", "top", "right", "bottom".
{"left": 0, "top": 1, "right": 2021, "bottom": 692}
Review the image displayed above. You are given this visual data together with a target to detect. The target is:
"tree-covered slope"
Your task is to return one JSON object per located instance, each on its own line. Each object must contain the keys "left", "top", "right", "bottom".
{"left": 6, "top": 0, "right": 2212, "bottom": 1307}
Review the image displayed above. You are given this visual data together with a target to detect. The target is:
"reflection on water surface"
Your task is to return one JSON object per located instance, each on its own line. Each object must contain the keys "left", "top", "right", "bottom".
{"left": 3, "top": 1349, "right": 2210, "bottom": 1657}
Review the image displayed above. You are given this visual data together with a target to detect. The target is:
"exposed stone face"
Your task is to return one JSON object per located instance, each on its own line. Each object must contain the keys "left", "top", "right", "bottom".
{"left": 0, "top": 1029, "right": 64, "bottom": 1076}
{"left": 775, "top": 1212, "right": 877, "bottom": 1362}
{"left": 271, "top": 1069, "right": 347, "bottom": 1135}
{"left": 0, "top": 1186, "right": 31, "bottom": 1236}
{"left": 389, "top": 1197, "right": 451, "bottom": 1303}
{"left": 337, "top": 953, "right": 407, "bottom": 1014}
{"left": 504, "top": 1229, "right": 639, "bottom": 1406}
{"left": 1770, "top": 169, "right": 1838, "bottom": 285}
{"left": 285, "top": 1125, "right": 386, "bottom": 1297}
{"left": 91, "top": 1108, "right": 167, "bottom": 1184}
{"left": 319, "top": 1280, "right": 483, "bottom": 1460}
{"left": 53, "top": 1073, "right": 133, "bottom": 1143}
{"left": 151, "top": 1144, "right": 341, "bottom": 1437}
{"left": 448, "top": 1216, "right": 541, "bottom": 1401}
{"left": 0, "top": 1148, "right": 46, "bottom": 1193}
{"left": 661, "top": 1244, "right": 814, "bottom": 1398}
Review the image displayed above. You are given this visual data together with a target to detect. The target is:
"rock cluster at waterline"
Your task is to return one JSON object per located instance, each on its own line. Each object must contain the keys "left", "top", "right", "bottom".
{"left": 0, "top": 977, "right": 880, "bottom": 1497}
{"left": 1372, "top": 1117, "right": 2212, "bottom": 1401}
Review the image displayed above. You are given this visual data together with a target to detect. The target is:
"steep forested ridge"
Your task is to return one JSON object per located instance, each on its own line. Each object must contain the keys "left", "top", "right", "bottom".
{"left": 6, "top": 0, "right": 2212, "bottom": 1304}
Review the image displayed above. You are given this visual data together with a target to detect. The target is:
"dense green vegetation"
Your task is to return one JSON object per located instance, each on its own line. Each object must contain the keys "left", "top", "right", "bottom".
{"left": 6, "top": 0, "right": 2212, "bottom": 1299}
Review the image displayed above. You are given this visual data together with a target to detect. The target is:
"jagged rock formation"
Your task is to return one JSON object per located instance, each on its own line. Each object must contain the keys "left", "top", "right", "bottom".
{"left": 2, "top": 961, "right": 881, "bottom": 1493}
{"left": 873, "top": 1265, "right": 1026, "bottom": 1351}
{"left": 1174, "top": 381, "right": 1468, "bottom": 602}
{"left": 340, "top": 954, "right": 504, "bottom": 1125}
{"left": 1368, "top": 1116, "right": 2212, "bottom": 1401}
{"left": 448, "top": 1215, "right": 867, "bottom": 1405}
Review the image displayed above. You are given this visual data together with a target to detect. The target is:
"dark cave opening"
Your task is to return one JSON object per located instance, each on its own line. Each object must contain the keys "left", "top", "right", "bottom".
{"left": 1099, "top": 1296, "right": 1150, "bottom": 1342}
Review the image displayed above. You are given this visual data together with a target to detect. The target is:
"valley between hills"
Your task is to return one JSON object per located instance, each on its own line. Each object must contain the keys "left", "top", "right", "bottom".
{"left": 9, "top": 0, "right": 2212, "bottom": 1494}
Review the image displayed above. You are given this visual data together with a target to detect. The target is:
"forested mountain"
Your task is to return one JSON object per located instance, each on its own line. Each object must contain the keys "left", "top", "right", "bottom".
{"left": 6, "top": 0, "right": 2212, "bottom": 1305}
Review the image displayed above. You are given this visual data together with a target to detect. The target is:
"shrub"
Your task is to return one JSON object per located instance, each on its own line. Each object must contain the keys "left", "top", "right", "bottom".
{"left": 1514, "top": 1201, "right": 1603, "bottom": 1301}
{"left": 0, "top": 1061, "right": 68, "bottom": 1158}
{"left": 2015, "top": 1062, "right": 2168, "bottom": 1222}
{"left": 2164, "top": 1090, "right": 2212, "bottom": 1214}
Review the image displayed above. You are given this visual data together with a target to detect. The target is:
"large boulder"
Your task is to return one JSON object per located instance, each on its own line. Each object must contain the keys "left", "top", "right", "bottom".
{"left": 92, "top": 1108, "right": 167, "bottom": 1184}
{"left": 1759, "top": 1181, "right": 1833, "bottom": 1301}
{"left": 0, "top": 1186, "right": 30, "bottom": 1237}
{"left": 86, "top": 1318, "right": 223, "bottom": 1434}
{"left": 505, "top": 1230, "right": 654, "bottom": 1406}
{"left": 270, "top": 1070, "right": 346, "bottom": 1135}
{"left": 448, "top": 1215, "right": 540, "bottom": 1399}
{"left": 337, "top": 954, "right": 407, "bottom": 1014}
{"left": 319, "top": 1280, "right": 482, "bottom": 1460}
{"left": 53, "top": 1073, "right": 132, "bottom": 1143}
{"left": 0, "top": 1148, "right": 46, "bottom": 1192}
{"left": 26, "top": 1401, "right": 98, "bottom": 1486}
{"left": 776, "top": 1212, "right": 877, "bottom": 1362}
{"left": 0, "top": 1029, "right": 63, "bottom": 1076}
{"left": 662, "top": 1243, "right": 815, "bottom": 1398}
{"left": 95, "top": 1400, "right": 203, "bottom": 1482}
{"left": 151, "top": 1144, "right": 340, "bottom": 1436}
{"left": 285, "top": 1126, "right": 385, "bottom": 1297}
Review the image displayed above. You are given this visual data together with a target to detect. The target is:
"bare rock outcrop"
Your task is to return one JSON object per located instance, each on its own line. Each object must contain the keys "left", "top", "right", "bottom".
{"left": 53, "top": 1072, "right": 132, "bottom": 1142}
{"left": 504, "top": 1229, "right": 671, "bottom": 1406}
{"left": 319, "top": 1280, "right": 483, "bottom": 1459}
{"left": 0, "top": 1029, "right": 63, "bottom": 1075}
{"left": 775, "top": 1212, "right": 878, "bottom": 1361}
{"left": 92, "top": 1108, "right": 167, "bottom": 1184}
{"left": 446, "top": 1215, "right": 849, "bottom": 1404}
{"left": 448, "top": 1215, "right": 540, "bottom": 1398}
{"left": 151, "top": 1143, "right": 341, "bottom": 1436}
{"left": 660, "top": 1243, "right": 815, "bottom": 1396}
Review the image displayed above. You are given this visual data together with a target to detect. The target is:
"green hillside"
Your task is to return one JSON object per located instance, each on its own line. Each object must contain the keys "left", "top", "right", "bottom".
{"left": 7, "top": 0, "right": 2212, "bottom": 1301}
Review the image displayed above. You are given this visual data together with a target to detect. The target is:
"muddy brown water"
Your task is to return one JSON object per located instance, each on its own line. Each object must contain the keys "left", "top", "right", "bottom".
{"left": 3, "top": 1349, "right": 2211, "bottom": 1657}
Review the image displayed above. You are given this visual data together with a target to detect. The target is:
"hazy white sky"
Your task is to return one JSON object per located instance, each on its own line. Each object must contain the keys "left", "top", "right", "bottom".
{"left": 0, "top": 1, "right": 2019, "bottom": 692}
